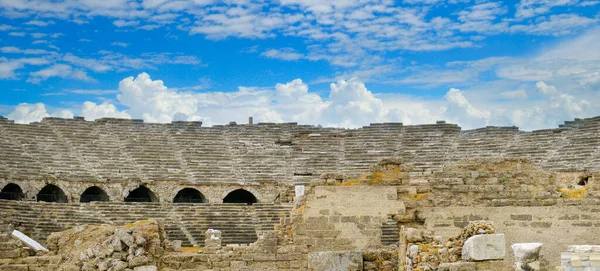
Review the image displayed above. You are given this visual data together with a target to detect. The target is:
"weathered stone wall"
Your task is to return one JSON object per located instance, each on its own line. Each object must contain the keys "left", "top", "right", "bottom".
{"left": 0, "top": 255, "right": 63, "bottom": 271}
{"left": 1, "top": 116, "right": 599, "bottom": 187}
{"left": 285, "top": 158, "right": 600, "bottom": 268}
{"left": 159, "top": 245, "right": 309, "bottom": 271}
{"left": 292, "top": 186, "right": 404, "bottom": 251}
{"left": 419, "top": 206, "right": 600, "bottom": 268}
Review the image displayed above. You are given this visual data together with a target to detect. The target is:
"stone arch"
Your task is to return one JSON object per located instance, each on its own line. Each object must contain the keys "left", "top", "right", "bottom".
{"left": 223, "top": 189, "right": 258, "bottom": 205}
{"left": 37, "top": 184, "right": 68, "bottom": 203}
{"left": 80, "top": 186, "right": 110, "bottom": 202}
{"left": 219, "top": 186, "right": 263, "bottom": 203}
{"left": 173, "top": 188, "right": 207, "bottom": 203}
{"left": 0, "top": 183, "right": 24, "bottom": 200}
{"left": 124, "top": 186, "right": 158, "bottom": 202}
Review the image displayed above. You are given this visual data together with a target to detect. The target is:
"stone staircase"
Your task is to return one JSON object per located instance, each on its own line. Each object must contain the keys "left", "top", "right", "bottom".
{"left": 0, "top": 200, "right": 57, "bottom": 244}
{"left": 0, "top": 220, "right": 26, "bottom": 259}
{"left": 0, "top": 200, "right": 294, "bottom": 247}
{"left": 0, "top": 232, "right": 24, "bottom": 259}
{"left": 173, "top": 204, "right": 256, "bottom": 246}
{"left": 381, "top": 217, "right": 399, "bottom": 246}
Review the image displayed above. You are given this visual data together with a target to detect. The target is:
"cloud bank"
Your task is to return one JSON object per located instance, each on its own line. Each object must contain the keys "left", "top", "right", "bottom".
{"left": 6, "top": 71, "right": 598, "bottom": 131}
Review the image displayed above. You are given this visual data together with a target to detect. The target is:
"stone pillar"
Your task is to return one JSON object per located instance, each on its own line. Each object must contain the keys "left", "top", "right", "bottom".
{"left": 248, "top": 117, "right": 253, "bottom": 125}
{"left": 294, "top": 185, "right": 304, "bottom": 203}
{"left": 204, "top": 229, "right": 221, "bottom": 248}
{"left": 512, "top": 243, "right": 542, "bottom": 271}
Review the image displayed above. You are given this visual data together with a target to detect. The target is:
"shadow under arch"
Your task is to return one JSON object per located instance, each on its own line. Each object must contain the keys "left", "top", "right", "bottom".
{"left": 37, "top": 184, "right": 68, "bottom": 203}
{"left": 223, "top": 189, "right": 257, "bottom": 205}
{"left": 80, "top": 186, "right": 110, "bottom": 202}
{"left": 124, "top": 186, "right": 158, "bottom": 202}
{"left": 173, "top": 188, "right": 207, "bottom": 203}
{"left": 0, "top": 183, "right": 24, "bottom": 200}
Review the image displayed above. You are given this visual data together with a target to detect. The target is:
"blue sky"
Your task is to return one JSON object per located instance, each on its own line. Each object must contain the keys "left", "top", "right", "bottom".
{"left": 1, "top": 0, "right": 599, "bottom": 130}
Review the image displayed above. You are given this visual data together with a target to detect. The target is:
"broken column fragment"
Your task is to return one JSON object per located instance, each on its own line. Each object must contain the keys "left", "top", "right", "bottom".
{"left": 512, "top": 243, "right": 542, "bottom": 271}
{"left": 204, "top": 229, "right": 222, "bottom": 248}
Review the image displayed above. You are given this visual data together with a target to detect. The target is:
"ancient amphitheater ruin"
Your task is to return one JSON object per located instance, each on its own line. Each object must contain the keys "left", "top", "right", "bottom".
{"left": 1, "top": 115, "right": 599, "bottom": 270}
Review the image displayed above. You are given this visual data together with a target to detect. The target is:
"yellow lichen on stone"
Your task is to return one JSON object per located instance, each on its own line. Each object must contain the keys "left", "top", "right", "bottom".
{"left": 180, "top": 247, "right": 202, "bottom": 253}
{"left": 338, "top": 178, "right": 362, "bottom": 186}
{"left": 559, "top": 187, "right": 586, "bottom": 198}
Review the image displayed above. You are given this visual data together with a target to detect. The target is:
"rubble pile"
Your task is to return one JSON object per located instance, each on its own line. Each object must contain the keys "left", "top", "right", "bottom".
{"left": 45, "top": 219, "right": 172, "bottom": 271}
{"left": 400, "top": 221, "right": 497, "bottom": 271}
{"left": 400, "top": 228, "right": 443, "bottom": 271}
{"left": 443, "top": 220, "right": 496, "bottom": 260}
{"left": 363, "top": 249, "right": 398, "bottom": 271}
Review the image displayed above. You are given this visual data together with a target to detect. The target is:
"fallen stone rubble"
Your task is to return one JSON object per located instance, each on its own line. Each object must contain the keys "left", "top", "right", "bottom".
{"left": 44, "top": 219, "right": 172, "bottom": 271}
{"left": 400, "top": 221, "right": 499, "bottom": 271}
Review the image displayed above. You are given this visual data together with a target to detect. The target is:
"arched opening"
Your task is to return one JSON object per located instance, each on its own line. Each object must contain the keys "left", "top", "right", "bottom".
{"left": 80, "top": 186, "right": 109, "bottom": 203}
{"left": 0, "top": 183, "right": 24, "bottom": 200}
{"left": 173, "top": 188, "right": 207, "bottom": 203}
{"left": 578, "top": 176, "right": 590, "bottom": 186}
{"left": 124, "top": 186, "right": 158, "bottom": 202}
{"left": 37, "top": 184, "right": 67, "bottom": 203}
{"left": 223, "top": 189, "right": 257, "bottom": 205}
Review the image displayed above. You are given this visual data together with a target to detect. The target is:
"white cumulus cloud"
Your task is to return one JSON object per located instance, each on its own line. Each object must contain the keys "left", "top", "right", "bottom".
{"left": 7, "top": 103, "right": 50, "bottom": 124}
{"left": 80, "top": 102, "right": 131, "bottom": 120}
{"left": 5, "top": 71, "right": 600, "bottom": 131}
{"left": 7, "top": 103, "right": 74, "bottom": 124}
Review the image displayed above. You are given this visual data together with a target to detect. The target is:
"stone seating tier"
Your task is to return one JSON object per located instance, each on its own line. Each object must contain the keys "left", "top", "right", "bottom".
{"left": 1, "top": 116, "right": 599, "bottom": 183}
{"left": 0, "top": 200, "right": 294, "bottom": 248}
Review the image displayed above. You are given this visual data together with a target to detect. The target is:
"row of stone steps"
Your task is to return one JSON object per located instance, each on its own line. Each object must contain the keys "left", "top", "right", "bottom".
{"left": 2, "top": 117, "right": 600, "bottom": 181}
{"left": 0, "top": 200, "right": 294, "bottom": 247}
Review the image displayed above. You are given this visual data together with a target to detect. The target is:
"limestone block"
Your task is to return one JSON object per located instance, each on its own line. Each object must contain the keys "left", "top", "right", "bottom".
{"left": 462, "top": 234, "right": 505, "bottom": 261}
{"left": 115, "top": 230, "right": 134, "bottom": 247}
{"left": 405, "top": 228, "right": 424, "bottom": 243}
{"left": 0, "top": 249, "right": 22, "bottom": 258}
{"left": 132, "top": 266, "right": 157, "bottom": 271}
{"left": 107, "top": 260, "right": 127, "bottom": 271}
{"left": 512, "top": 243, "right": 542, "bottom": 264}
{"left": 437, "top": 262, "right": 476, "bottom": 271}
{"left": 308, "top": 251, "right": 363, "bottom": 271}
{"left": 128, "top": 256, "right": 149, "bottom": 267}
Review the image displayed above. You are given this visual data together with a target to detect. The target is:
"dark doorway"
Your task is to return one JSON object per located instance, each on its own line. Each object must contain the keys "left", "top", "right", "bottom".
{"left": 124, "top": 186, "right": 158, "bottom": 202}
{"left": 223, "top": 189, "right": 257, "bottom": 205}
{"left": 37, "top": 184, "right": 68, "bottom": 203}
{"left": 173, "top": 188, "right": 207, "bottom": 203}
{"left": 0, "top": 183, "right": 24, "bottom": 200}
{"left": 80, "top": 186, "right": 109, "bottom": 202}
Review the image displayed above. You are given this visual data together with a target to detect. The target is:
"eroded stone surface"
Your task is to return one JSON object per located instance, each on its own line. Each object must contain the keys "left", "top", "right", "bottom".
{"left": 513, "top": 243, "right": 543, "bottom": 271}
{"left": 462, "top": 234, "right": 505, "bottom": 261}
{"left": 437, "top": 262, "right": 476, "bottom": 271}
{"left": 308, "top": 251, "right": 362, "bottom": 271}
{"left": 513, "top": 243, "right": 542, "bottom": 263}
